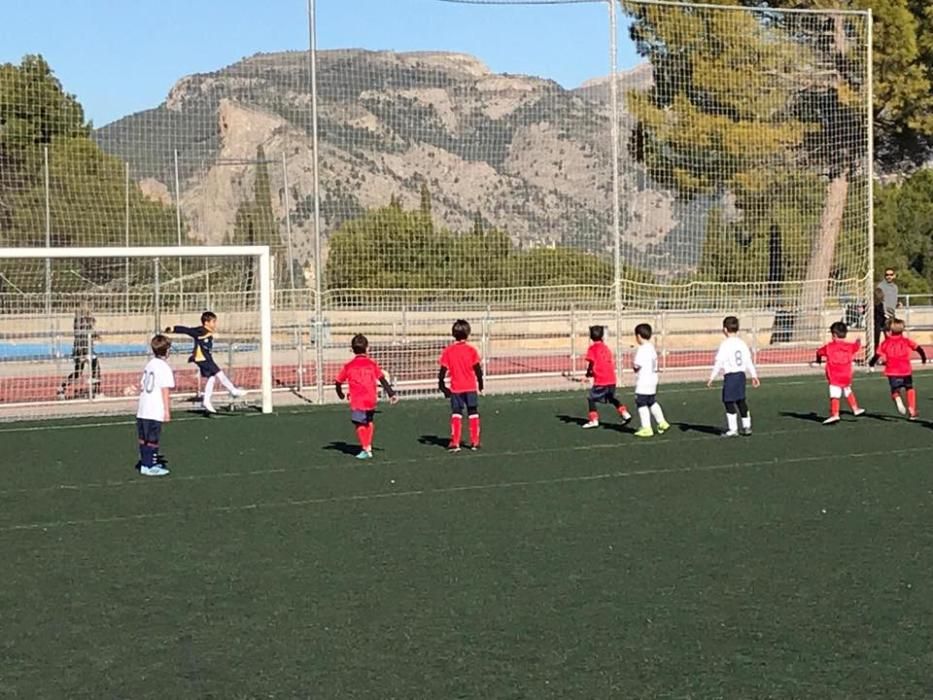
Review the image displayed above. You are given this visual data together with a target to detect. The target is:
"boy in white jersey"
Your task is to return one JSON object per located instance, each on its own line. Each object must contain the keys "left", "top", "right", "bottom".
{"left": 707, "top": 316, "right": 760, "bottom": 437}
{"left": 631, "top": 323, "right": 670, "bottom": 437}
{"left": 135, "top": 334, "right": 174, "bottom": 477}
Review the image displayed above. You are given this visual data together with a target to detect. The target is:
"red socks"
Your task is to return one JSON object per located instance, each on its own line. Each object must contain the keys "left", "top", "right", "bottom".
{"left": 588, "top": 410, "right": 598, "bottom": 422}
{"left": 829, "top": 397, "right": 840, "bottom": 416}
{"left": 469, "top": 414, "right": 480, "bottom": 446}
{"left": 845, "top": 392, "right": 859, "bottom": 411}
{"left": 451, "top": 415, "right": 463, "bottom": 446}
{"left": 616, "top": 405, "right": 629, "bottom": 417}
{"left": 907, "top": 388, "right": 917, "bottom": 415}
{"left": 355, "top": 423, "right": 375, "bottom": 450}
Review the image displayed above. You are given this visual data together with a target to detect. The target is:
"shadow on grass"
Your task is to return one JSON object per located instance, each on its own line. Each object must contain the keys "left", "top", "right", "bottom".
{"left": 779, "top": 411, "right": 825, "bottom": 423}
{"left": 556, "top": 414, "right": 635, "bottom": 434}
{"left": 675, "top": 422, "right": 722, "bottom": 435}
{"left": 418, "top": 435, "right": 450, "bottom": 449}
{"left": 323, "top": 441, "right": 361, "bottom": 456}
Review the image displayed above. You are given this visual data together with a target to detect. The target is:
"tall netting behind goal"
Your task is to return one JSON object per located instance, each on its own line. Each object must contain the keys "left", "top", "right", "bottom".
{"left": 0, "top": 247, "right": 273, "bottom": 420}
{"left": 619, "top": 0, "right": 873, "bottom": 368}
{"left": 0, "top": 0, "right": 872, "bottom": 417}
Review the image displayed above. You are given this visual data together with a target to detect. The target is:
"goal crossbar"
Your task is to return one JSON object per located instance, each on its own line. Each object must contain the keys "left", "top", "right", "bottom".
{"left": 0, "top": 246, "right": 274, "bottom": 414}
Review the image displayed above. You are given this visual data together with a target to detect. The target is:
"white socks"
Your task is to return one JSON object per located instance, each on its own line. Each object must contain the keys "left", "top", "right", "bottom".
{"left": 726, "top": 412, "right": 738, "bottom": 433}
{"left": 650, "top": 403, "right": 666, "bottom": 425}
{"left": 638, "top": 406, "right": 651, "bottom": 429}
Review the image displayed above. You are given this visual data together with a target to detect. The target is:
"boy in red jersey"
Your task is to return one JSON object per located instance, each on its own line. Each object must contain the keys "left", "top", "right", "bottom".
{"left": 877, "top": 319, "right": 927, "bottom": 419}
{"left": 334, "top": 334, "right": 398, "bottom": 459}
{"left": 438, "top": 319, "right": 483, "bottom": 452}
{"left": 581, "top": 325, "right": 631, "bottom": 429}
{"left": 812, "top": 321, "right": 865, "bottom": 425}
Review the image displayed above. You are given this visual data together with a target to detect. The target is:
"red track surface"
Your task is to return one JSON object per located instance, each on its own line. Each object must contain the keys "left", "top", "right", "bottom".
{"left": 1, "top": 345, "right": 898, "bottom": 404}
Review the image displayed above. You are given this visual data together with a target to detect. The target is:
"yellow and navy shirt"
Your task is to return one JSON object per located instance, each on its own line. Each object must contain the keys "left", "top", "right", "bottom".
{"left": 171, "top": 325, "right": 215, "bottom": 365}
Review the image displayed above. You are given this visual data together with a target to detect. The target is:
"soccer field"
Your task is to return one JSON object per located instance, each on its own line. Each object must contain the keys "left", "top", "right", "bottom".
{"left": 2, "top": 375, "right": 932, "bottom": 698}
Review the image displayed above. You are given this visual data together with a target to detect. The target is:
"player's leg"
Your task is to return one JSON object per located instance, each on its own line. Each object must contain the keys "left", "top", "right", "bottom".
{"left": 201, "top": 365, "right": 218, "bottom": 412}
{"left": 215, "top": 369, "right": 246, "bottom": 397}
{"left": 607, "top": 387, "right": 632, "bottom": 423}
{"left": 824, "top": 384, "right": 842, "bottom": 424}
{"left": 466, "top": 393, "right": 480, "bottom": 449}
{"left": 905, "top": 376, "right": 918, "bottom": 419}
{"left": 889, "top": 378, "right": 907, "bottom": 415}
{"left": 736, "top": 399, "right": 752, "bottom": 435}
{"left": 583, "top": 387, "right": 602, "bottom": 428}
{"left": 138, "top": 419, "right": 168, "bottom": 476}
{"left": 634, "top": 394, "right": 654, "bottom": 437}
{"left": 722, "top": 402, "right": 739, "bottom": 436}
{"left": 843, "top": 385, "right": 864, "bottom": 416}
{"left": 59, "top": 357, "right": 84, "bottom": 397}
{"left": 352, "top": 410, "right": 374, "bottom": 459}
{"left": 449, "top": 394, "right": 464, "bottom": 451}
{"left": 649, "top": 397, "right": 669, "bottom": 432}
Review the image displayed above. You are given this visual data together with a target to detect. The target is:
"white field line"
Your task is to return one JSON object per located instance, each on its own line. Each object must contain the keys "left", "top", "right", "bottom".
{"left": 2, "top": 444, "right": 930, "bottom": 534}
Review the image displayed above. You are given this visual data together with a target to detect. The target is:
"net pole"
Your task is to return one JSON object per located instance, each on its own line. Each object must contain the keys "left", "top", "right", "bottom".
{"left": 125, "top": 161, "right": 131, "bottom": 313}
{"left": 43, "top": 145, "right": 51, "bottom": 318}
{"left": 308, "top": 0, "right": 325, "bottom": 404}
{"left": 866, "top": 10, "right": 876, "bottom": 357}
{"left": 173, "top": 149, "right": 183, "bottom": 299}
{"left": 259, "top": 247, "right": 274, "bottom": 413}
{"left": 608, "top": 0, "right": 623, "bottom": 380}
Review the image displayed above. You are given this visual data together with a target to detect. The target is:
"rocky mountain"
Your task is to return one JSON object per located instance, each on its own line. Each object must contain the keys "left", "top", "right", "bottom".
{"left": 95, "top": 50, "right": 702, "bottom": 275}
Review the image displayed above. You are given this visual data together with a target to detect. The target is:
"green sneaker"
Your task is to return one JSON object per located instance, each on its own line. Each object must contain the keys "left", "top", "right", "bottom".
{"left": 657, "top": 421, "right": 671, "bottom": 434}
{"left": 634, "top": 427, "right": 654, "bottom": 438}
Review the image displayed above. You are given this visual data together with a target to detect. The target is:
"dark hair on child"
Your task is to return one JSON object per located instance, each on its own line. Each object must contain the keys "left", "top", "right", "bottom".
{"left": 151, "top": 334, "right": 172, "bottom": 358}
{"left": 452, "top": 319, "right": 471, "bottom": 341}
{"left": 589, "top": 325, "right": 605, "bottom": 342}
{"left": 635, "top": 323, "right": 652, "bottom": 340}
{"left": 829, "top": 321, "right": 848, "bottom": 338}
{"left": 351, "top": 334, "right": 369, "bottom": 354}
{"left": 723, "top": 316, "right": 740, "bottom": 333}
{"left": 201, "top": 310, "right": 217, "bottom": 325}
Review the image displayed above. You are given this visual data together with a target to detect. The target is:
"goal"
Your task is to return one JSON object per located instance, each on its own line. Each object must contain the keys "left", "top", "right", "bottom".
{"left": 0, "top": 246, "right": 273, "bottom": 419}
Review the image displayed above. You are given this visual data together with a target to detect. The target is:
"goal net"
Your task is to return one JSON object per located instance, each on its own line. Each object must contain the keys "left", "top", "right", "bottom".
{"left": 0, "top": 247, "right": 273, "bottom": 420}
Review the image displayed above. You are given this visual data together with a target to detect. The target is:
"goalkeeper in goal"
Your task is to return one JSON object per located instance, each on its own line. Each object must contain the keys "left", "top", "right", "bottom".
{"left": 164, "top": 311, "right": 246, "bottom": 413}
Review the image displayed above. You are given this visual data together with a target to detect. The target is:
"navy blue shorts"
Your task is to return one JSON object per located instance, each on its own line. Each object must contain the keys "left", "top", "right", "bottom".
{"left": 722, "top": 372, "right": 747, "bottom": 404}
{"left": 195, "top": 360, "right": 220, "bottom": 378}
{"left": 635, "top": 393, "right": 656, "bottom": 407}
{"left": 350, "top": 409, "right": 376, "bottom": 425}
{"left": 588, "top": 385, "right": 617, "bottom": 403}
{"left": 136, "top": 418, "right": 162, "bottom": 445}
{"left": 450, "top": 392, "right": 479, "bottom": 414}
{"left": 888, "top": 376, "right": 913, "bottom": 392}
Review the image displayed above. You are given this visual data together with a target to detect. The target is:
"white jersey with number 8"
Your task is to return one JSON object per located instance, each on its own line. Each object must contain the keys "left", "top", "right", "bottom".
{"left": 710, "top": 336, "right": 757, "bottom": 381}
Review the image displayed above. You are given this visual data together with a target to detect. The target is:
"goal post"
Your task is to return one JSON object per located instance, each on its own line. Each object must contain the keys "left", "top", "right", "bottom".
{"left": 0, "top": 246, "right": 274, "bottom": 416}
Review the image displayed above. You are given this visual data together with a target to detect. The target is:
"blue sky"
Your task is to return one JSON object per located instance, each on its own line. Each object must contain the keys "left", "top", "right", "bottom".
{"left": 0, "top": 0, "right": 641, "bottom": 127}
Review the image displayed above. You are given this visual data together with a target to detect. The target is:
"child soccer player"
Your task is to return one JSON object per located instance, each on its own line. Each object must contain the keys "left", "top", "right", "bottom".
{"left": 334, "top": 334, "right": 398, "bottom": 459}
{"left": 707, "top": 316, "right": 760, "bottom": 437}
{"left": 165, "top": 311, "right": 246, "bottom": 413}
{"left": 812, "top": 321, "right": 865, "bottom": 425}
{"left": 876, "top": 318, "right": 927, "bottom": 419}
{"left": 135, "top": 334, "right": 174, "bottom": 477}
{"left": 438, "top": 319, "right": 484, "bottom": 451}
{"left": 632, "top": 323, "right": 669, "bottom": 437}
{"left": 581, "top": 325, "right": 631, "bottom": 429}
{"left": 58, "top": 302, "right": 101, "bottom": 399}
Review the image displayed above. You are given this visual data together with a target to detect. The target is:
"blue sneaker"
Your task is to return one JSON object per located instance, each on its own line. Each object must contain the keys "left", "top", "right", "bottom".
{"left": 355, "top": 450, "right": 373, "bottom": 460}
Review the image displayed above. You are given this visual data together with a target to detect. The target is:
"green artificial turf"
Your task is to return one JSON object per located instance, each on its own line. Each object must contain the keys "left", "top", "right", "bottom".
{"left": 1, "top": 375, "right": 932, "bottom": 698}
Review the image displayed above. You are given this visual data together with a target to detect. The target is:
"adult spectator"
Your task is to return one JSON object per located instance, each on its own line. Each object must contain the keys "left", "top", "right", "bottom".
{"left": 877, "top": 268, "right": 899, "bottom": 316}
